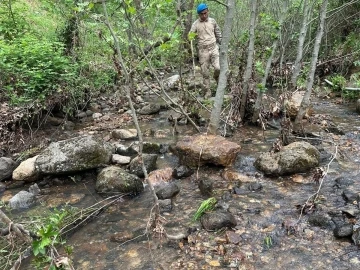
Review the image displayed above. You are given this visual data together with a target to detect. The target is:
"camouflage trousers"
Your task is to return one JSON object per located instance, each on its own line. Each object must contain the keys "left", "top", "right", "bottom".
{"left": 198, "top": 43, "right": 220, "bottom": 97}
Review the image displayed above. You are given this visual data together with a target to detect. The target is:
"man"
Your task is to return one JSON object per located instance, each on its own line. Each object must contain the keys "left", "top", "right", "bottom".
{"left": 189, "top": 3, "right": 222, "bottom": 98}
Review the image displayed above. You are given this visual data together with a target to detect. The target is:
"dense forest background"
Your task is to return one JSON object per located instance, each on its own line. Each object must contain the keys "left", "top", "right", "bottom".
{"left": 1, "top": 0, "right": 360, "bottom": 141}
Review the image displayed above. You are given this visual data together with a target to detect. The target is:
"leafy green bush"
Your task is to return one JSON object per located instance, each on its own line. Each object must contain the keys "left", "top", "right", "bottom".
{"left": 330, "top": 75, "right": 346, "bottom": 92}
{"left": 0, "top": 35, "right": 77, "bottom": 105}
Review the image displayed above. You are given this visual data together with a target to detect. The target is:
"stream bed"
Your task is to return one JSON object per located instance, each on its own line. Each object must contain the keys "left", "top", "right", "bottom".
{"left": 2, "top": 96, "right": 360, "bottom": 270}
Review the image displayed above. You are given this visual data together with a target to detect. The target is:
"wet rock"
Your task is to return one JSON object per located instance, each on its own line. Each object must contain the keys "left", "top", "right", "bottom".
{"left": 76, "top": 111, "right": 87, "bottom": 118}
{"left": 226, "top": 231, "right": 241, "bottom": 244}
{"left": 129, "top": 154, "right": 157, "bottom": 177}
{"left": 248, "top": 182, "right": 262, "bottom": 191}
{"left": 111, "top": 129, "right": 138, "bottom": 140}
{"left": 0, "top": 182, "right": 5, "bottom": 192}
{"left": 0, "top": 157, "right": 17, "bottom": 181}
{"left": 9, "top": 190, "right": 35, "bottom": 209}
{"left": 254, "top": 141, "right": 320, "bottom": 176}
{"left": 6, "top": 181, "right": 25, "bottom": 189}
{"left": 128, "top": 141, "right": 161, "bottom": 154}
{"left": 317, "top": 147, "right": 333, "bottom": 164}
{"left": 200, "top": 209, "right": 237, "bottom": 231}
{"left": 308, "top": 213, "right": 332, "bottom": 229}
{"left": 334, "top": 176, "right": 354, "bottom": 188}
{"left": 154, "top": 129, "right": 170, "bottom": 138}
{"left": 115, "top": 144, "right": 138, "bottom": 156}
{"left": 143, "top": 142, "right": 161, "bottom": 154}
{"left": 155, "top": 182, "right": 180, "bottom": 199}
{"left": 35, "top": 136, "right": 113, "bottom": 174}
{"left": 86, "top": 110, "right": 93, "bottom": 116}
{"left": 111, "top": 154, "right": 131, "bottom": 165}
{"left": 110, "top": 231, "right": 134, "bottom": 243}
{"left": 159, "top": 199, "right": 172, "bottom": 213}
{"left": 175, "top": 134, "right": 241, "bottom": 167}
{"left": 96, "top": 166, "right": 144, "bottom": 194}
{"left": 92, "top": 113, "right": 103, "bottom": 119}
{"left": 221, "top": 169, "right": 254, "bottom": 183}
{"left": 148, "top": 168, "right": 173, "bottom": 186}
{"left": 163, "top": 74, "right": 180, "bottom": 90}
{"left": 29, "top": 183, "right": 40, "bottom": 196}
{"left": 334, "top": 224, "right": 353, "bottom": 238}
{"left": 341, "top": 207, "right": 360, "bottom": 217}
{"left": 63, "top": 120, "right": 75, "bottom": 131}
{"left": 342, "top": 189, "right": 359, "bottom": 203}
{"left": 325, "top": 125, "right": 345, "bottom": 135}
{"left": 138, "top": 104, "right": 161, "bottom": 115}
{"left": 46, "top": 116, "right": 63, "bottom": 126}
{"left": 173, "top": 165, "right": 194, "bottom": 179}
{"left": 12, "top": 156, "right": 39, "bottom": 182}
{"left": 198, "top": 178, "right": 214, "bottom": 197}
{"left": 159, "top": 144, "right": 169, "bottom": 154}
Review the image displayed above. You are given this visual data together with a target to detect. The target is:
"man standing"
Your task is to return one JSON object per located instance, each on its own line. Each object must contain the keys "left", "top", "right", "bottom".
{"left": 189, "top": 3, "right": 222, "bottom": 98}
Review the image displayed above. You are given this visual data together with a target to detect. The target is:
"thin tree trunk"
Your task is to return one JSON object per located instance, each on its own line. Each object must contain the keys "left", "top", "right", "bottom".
{"left": 101, "top": 0, "right": 160, "bottom": 216}
{"left": 239, "top": 0, "right": 257, "bottom": 120}
{"left": 250, "top": 41, "right": 278, "bottom": 124}
{"left": 208, "top": 0, "right": 235, "bottom": 134}
{"left": 290, "top": 0, "right": 312, "bottom": 88}
{"left": 251, "top": 1, "right": 288, "bottom": 124}
{"left": 294, "top": 0, "right": 328, "bottom": 129}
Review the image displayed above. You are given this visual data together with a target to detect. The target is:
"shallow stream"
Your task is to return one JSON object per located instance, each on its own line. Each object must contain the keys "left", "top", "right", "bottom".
{"left": 2, "top": 97, "right": 360, "bottom": 270}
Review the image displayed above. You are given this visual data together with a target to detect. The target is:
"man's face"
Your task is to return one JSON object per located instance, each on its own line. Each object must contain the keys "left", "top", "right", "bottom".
{"left": 199, "top": 9, "right": 209, "bottom": 21}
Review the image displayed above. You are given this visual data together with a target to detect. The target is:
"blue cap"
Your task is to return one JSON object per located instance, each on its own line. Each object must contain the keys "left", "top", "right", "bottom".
{"left": 197, "top": 3, "right": 208, "bottom": 14}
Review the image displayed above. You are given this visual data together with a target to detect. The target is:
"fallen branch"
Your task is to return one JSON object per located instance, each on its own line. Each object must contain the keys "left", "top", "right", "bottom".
{"left": 324, "top": 79, "right": 360, "bottom": 91}
{"left": 298, "top": 144, "right": 338, "bottom": 220}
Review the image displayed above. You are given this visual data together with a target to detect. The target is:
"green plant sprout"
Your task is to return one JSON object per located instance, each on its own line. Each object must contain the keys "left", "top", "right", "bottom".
{"left": 193, "top": 197, "right": 217, "bottom": 221}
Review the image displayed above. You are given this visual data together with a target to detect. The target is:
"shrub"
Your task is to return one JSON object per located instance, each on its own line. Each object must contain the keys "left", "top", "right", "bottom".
{"left": 0, "top": 35, "right": 77, "bottom": 105}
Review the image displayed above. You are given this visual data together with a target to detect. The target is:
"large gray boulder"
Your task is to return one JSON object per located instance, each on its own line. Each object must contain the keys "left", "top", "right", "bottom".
{"left": 35, "top": 136, "right": 113, "bottom": 174}
{"left": 96, "top": 166, "right": 144, "bottom": 194}
{"left": 175, "top": 134, "right": 241, "bottom": 167}
{"left": 0, "top": 157, "right": 17, "bottom": 181}
{"left": 254, "top": 141, "right": 320, "bottom": 176}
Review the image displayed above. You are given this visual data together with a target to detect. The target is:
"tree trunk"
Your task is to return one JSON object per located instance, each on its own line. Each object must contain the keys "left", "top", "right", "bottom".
{"left": 251, "top": 1, "right": 288, "bottom": 124}
{"left": 101, "top": 0, "right": 160, "bottom": 217}
{"left": 290, "top": 0, "right": 312, "bottom": 88}
{"left": 239, "top": 0, "right": 257, "bottom": 120}
{"left": 208, "top": 0, "right": 235, "bottom": 134}
{"left": 294, "top": 0, "right": 328, "bottom": 129}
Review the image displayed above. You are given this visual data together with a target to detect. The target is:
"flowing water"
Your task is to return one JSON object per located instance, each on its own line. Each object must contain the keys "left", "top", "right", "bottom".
{"left": 2, "top": 97, "right": 360, "bottom": 270}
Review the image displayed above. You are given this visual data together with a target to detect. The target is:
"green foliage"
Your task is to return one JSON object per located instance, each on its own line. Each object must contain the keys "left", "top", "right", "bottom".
{"left": 0, "top": 35, "right": 77, "bottom": 105}
{"left": 342, "top": 90, "right": 360, "bottom": 101}
{"left": 330, "top": 75, "right": 346, "bottom": 92}
{"left": 193, "top": 197, "right": 217, "bottom": 221}
{"left": 255, "top": 61, "right": 265, "bottom": 77}
{"left": 350, "top": 72, "right": 360, "bottom": 88}
{"left": 0, "top": 0, "right": 30, "bottom": 40}
{"left": 256, "top": 83, "right": 267, "bottom": 93}
{"left": 31, "top": 207, "right": 73, "bottom": 269}
{"left": 264, "top": 235, "right": 273, "bottom": 249}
